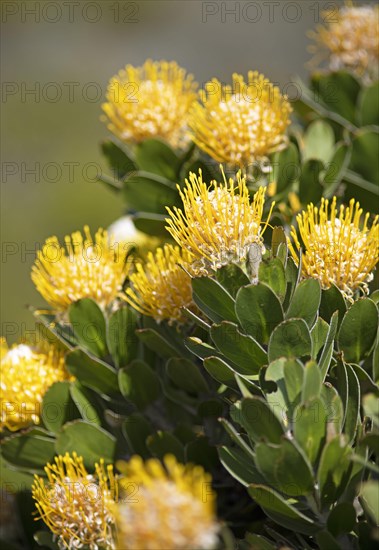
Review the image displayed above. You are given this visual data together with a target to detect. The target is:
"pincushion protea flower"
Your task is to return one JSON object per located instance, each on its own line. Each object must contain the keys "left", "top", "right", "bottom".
{"left": 0, "top": 339, "right": 68, "bottom": 431}
{"left": 123, "top": 244, "right": 194, "bottom": 325}
{"left": 32, "top": 453, "right": 118, "bottom": 550}
{"left": 166, "top": 170, "right": 273, "bottom": 276}
{"left": 308, "top": 3, "right": 379, "bottom": 81}
{"left": 289, "top": 197, "right": 379, "bottom": 298}
{"left": 189, "top": 72, "right": 291, "bottom": 166}
{"left": 102, "top": 59, "right": 198, "bottom": 148}
{"left": 115, "top": 455, "right": 219, "bottom": 550}
{"left": 31, "top": 226, "right": 130, "bottom": 311}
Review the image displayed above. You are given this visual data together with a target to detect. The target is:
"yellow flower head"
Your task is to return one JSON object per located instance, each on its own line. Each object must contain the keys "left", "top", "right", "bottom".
{"left": 289, "top": 197, "right": 379, "bottom": 297}
{"left": 308, "top": 4, "right": 379, "bottom": 80}
{"left": 123, "top": 244, "right": 194, "bottom": 325}
{"left": 115, "top": 454, "right": 219, "bottom": 550}
{"left": 189, "top": 72, "right": 292, "bottom": 166}
{"left": 0, "top": 339, "right": 68, "bottom": 431}
{"left": 166, "top": 170, "right": 273, "bottom": 276}
{"left": 32, "top": 453, "right": 118, "bottom": 550}
{"left": 102, "top": 60, "right": 198, "bottom": 148}
{"left": 31, "top": 226, "right": 130, "bottom": 311}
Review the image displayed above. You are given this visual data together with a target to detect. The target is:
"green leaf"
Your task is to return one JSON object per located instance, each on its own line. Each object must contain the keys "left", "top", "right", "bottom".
{"left": 240, "top": 397, "right": 284, "bottom": 444}
{"left": 299, "top": 159, "right": 324, "bottom": 205}
{"left": 311, "top": 71, "right": 361, "bottom": 124}
{"left": 137, "top": 328, "right": 180, "bottom": 358}
{"left": 303, "top": 120, "right": 335, "bottom": 163}
{"left": 283, "top": 257, "right": 299, "bottom": 309}
{"left": 320, "top": 384, "right": 344, "bottom": 432}
{"left": 147, "top": 431, "right": 185, "bottom": 462}
{"left": 33, "top": 310, "right": 77, "bottom": 349}
{"left": 244, "top": 534, "right": 276, "bottom": 550}
{"left": 268, "top": 319, "right": 312, "bottom": 362}
{"left": 41, "top": 381, "right": 77, "bottom": 433}
{"left": 119, "top": 360, "right": 161, "bottom": 409}
{"left": 2, "top": 428, "right": 55, "bottom": 472}
{"left": 286, "top": 279, "right": 321, "bottom": 328}
{"left": 270, "top": 143, "right": 300, "bottom": 193}
{"left": 133, "top": 212, "right": 168, "bottom": 237}
{"left": 166, "top": 357, "right": 209, "bottom": 394}
{"left": 123, "top": 171, "right": 179, "bottom": 213}
{"left": 293, "top": 397, "right": 327, "bottom": 464}
{"left": 248, "top": 484, "right": 319, "bottom": 535}
{"left": 219, "top": 446, "right": 265, "bottom": 486}
{"left": 319, "top": 311, "right": 339, "bottom": 381}
{"left": 236, "top": 283, "right": 284, "bottom": 344}
{"left": 317, "top": 435, "right": 353, "bottom": 506}
{"left": 65, "top": 349, "right": 118, "bottom": 396}
{"left": 107, "top": 306, "right": 138, "bottom": 368}
{"left": 264, "top": 358, "right": 303, "bottom": 417}
{"left": 101, "top": 139, "right": 135, "bottom": 179}
{"left": 211, "top": 321, "right": 267, "bottom": 375}
{"left": 362, "top": 393, "right": 379, "bottom": 431}
{"left": 316, "top": 531, "right": 341, "bottom": 550}
{"left": 219, "top": 418, "right": 256, "bottom": 459}
{"left": 322, "top": 143, "right": 351, "bottom": 196}
{"left": 192, "top": 277, "right": 238, "bottom": 324}
{"left": 348, "top": 130, "right": 379, "bottom": 202}
{"left": 122, "top": 414, "right": 152, "bottom": 458}
{"left": 344, "top": 363, "right": 361, "bottom": 442}
{"left": 55, "top": 421, "right": 116, "bottom": 468}
{"left": 34, "top": 531, "right": 59, "bottom": 550}
{"left": 135, "top": 138, "right": 180, "bottom": 180}
{"left": 360, "top": 481, "right": 379, "bottom": 524}
{"left": 69, "top": 298, "right": 108, "bottom": 358}
{"left": 258, "top": 258, "right": 286, "bottom": 302}
{"left": 271, "top": 227, "right": 288, "bottom": 262}
{"left": 311, "top": 317, "right": 330, "bottom": 359}
{"left": 327, "top": 501, "right": 356, "bottom": 537}
{"left": 358, "top": 81, "right": 379, "bottom": 127}
{"left": 185, "top": 337, "right": 219, "bottom": 360}
{"left": 302, "top": 361, "right": 322, "bottom": 403}
{"left": 215, "top": 263, "right": 250, "bottom": 298}
{"left": 254, "top": 438, "right": 314, "bottom": 496}
{"left": 338, "top": 299, "right": 378, "bottom": 363}
{"left": 69, "top": 382, "right": 101, "bottom": 425}
{"left": 203, "top": 356, "right": 238, "bottom": 388}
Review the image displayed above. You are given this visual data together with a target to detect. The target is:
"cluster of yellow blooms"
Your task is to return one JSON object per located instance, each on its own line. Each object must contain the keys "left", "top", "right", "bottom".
{"left": 26, "top": 56, "right": 378, "bottom": 324}
{"left": 290, "top": 197, "right": 379, "bottom": 298}
{"left": 31, "top": 226, "right": 130, "bottom": 312}
{"left": 102, "top": 60, "right": 198, "bottom": 149}
{"left": 102, "top": 59, "right": 291, "bottom": 168}
{"left": 0, "top": 339, "right": 69, "bottom": 431}
{"left": 4, "top": 11, "right": 379, "bottom": 548}
{"left": 31, "top": 453, "right": 219, "bottom": 550}
{"left": 308, "top": 3, "right": 379, "bottom": 81}
{"left": 115, "top": 455, "right": 219, "bottom": 549}
{"left": 32, "top": 453, "right": 118, "bottom": 550}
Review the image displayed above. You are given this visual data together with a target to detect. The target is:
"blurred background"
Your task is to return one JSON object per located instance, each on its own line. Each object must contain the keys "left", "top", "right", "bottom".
{"left": 1, "top": 0, "right": 348, "bottom": 341}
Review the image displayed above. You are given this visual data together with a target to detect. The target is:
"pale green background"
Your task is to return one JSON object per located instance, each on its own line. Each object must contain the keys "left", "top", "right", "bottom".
{"left": 1, "top": 0, "right": 349, "bottom": 341}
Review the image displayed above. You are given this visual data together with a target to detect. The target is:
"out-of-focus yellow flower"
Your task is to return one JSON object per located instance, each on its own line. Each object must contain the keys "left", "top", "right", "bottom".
{"left": 115, "top": 454, "right": 219, "bottom": 550}
{"left": 102, "top": 60, "right": 198, "bottom": 148}
{"left": 308, "top": 4, "right": 379, "bottom": 80}
{"left": 189, "top": 72, "right": 291, "bottom": 166}
{"left": 31, "top": 226, "right": 130, "bottom": 311}
{"left": 166, "top": 170, "right": 273, "bottom": 276}
{"left": 123, "top": 244, "right": 194, "bottom": 325}
{"left": 0, "top": 339, "right": 68, "bottom": 431}
{"left": 289, "top": 197, "right": 379, "bottom": 298}
{"left": 32, "top": 453, "right": 117, "bottom": 550}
